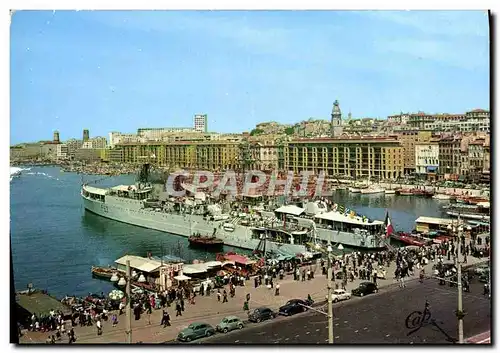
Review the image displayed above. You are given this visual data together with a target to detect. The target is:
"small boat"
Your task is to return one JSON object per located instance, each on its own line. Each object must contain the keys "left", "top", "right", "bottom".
{"left": 188, "top": 234, "right": 224, "bottom": 249}
{"left": 91, "top": 266, "right": 124, "bottom": 281}
{"left": 385, "top": 189, "right": 396, "bottom": 195}
{"left": 349, "top": 187, "right": 361, "bottom": 193}
{"left": 391, "top": 232, "right": 432, "bottom": 247}
{"left": 360, "top": 185, "right": 385, "bottom": 194}
{"left": 397, "top": 189, "right": 413, "bottom": 196}
{"left": 433, "top": 194, "right": 452, "bottom": 200}
{"left": 411, "top": 189, "right": 434, "bottom": 197}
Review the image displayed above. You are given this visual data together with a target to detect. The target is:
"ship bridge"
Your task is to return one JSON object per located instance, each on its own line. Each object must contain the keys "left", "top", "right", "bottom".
{"left": 82, "top": 185, "right": 107, "bottom": 202}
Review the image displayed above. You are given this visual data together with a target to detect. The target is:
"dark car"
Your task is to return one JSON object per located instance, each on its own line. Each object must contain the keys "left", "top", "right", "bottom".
{"left": 177, "top": 322, "right": 216, "bottom": 342}
{"left": 278, "top": 299, "right": 311, "bottom": 316}
{"left": 248, "top": 307, "right": 277, "bottom": 323}
{"left": 351, "top": 282, "right": 378, "bottom": 297}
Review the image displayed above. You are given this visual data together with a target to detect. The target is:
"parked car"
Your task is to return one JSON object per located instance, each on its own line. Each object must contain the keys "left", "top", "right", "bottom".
{"left": 216, "top": 316, "right": 244, "bottom": 333}
{"left": 248, "top": 307, "right": 277, "bottom": 323}
{"left": 326, "top": 289, "right": 351, "bottom": 303}
{"left": 479, "top": 273, "right": 490, "bottom": 283}
{"left": 177, "top": 322, "right": 216, "bottom": 342}
{"left": 351, "top": 282, "right": 378, "bottom": 297}
{"left": 474, "top": 265, "right": 490, "bottom": 275}
{"left": 278, "top": 299, "right": 311, "bottom": 316}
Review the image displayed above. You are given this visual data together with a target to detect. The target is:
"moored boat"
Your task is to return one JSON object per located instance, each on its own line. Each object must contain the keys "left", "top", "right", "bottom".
{"left": 397, "top": 189, "right": 413, "bottom": 196}
{"left": 433, "top": 194, "right": 452, "bottom": 200}
{"left": 188, "top": 234, "right": 224, "bottom": 249}
{"left": 91, "top": 266, "right": 124, "bottom": 280}
{"left": 390, "top": 232, "right": 432, "bottom": 247}
{"left": 360, "top": 185, "right": 385, "bottom": 194}
{"left": 384, "top": 189, "right": 396, "bottom": 195}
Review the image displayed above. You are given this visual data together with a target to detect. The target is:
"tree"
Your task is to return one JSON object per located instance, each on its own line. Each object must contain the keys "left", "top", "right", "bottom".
{"left": 284, "top": 127, "right": 295, "bottom": 135}
{"left": 250, "top": 128, "right": 264, "bottom": 136}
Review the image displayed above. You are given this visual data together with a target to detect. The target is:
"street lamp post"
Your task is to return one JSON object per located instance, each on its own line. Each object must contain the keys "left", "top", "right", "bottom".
{"left": 447, "top": 219, "right": 464, "bottom": 344}
{"left": 327, "top": 244, "right": 334, "bottom": 344}
{"left": 111, "top": 260, "right": 147, "bottom": 344}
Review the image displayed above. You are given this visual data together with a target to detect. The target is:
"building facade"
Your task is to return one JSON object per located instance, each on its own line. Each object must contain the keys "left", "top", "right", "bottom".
{"left": 279, "top": 137, "right": 403, "bottom": 179}
{"left": 56, "top": 143, "right": 68, "bottom": 160}
{"left": 115, "top": 140, "right": 259, "bottom": 171}
{"left": 415, "top": 142, "right": 439, "bottom": 176}
{"left": 438, "top": 136, "right": 462, "bottom": 176}
{"left": 397, "top": 130, "right": 432, "bottom": 175}
{"left": 194, "top": 114, "right": 208, "bottom": 133}
{"left": 137, "top": 127, "right": 194, "bottom": 141}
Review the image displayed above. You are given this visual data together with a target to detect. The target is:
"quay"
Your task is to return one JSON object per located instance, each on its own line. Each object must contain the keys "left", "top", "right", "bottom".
{"left": 16, "top": 290, "right": 72, "bottom": 325}
{"left": 19, "top": 249, "right": 488, "bottom": 344}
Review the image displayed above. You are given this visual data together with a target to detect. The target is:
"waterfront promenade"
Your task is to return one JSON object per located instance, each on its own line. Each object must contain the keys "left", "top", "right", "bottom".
{"left": 19, "top": 252, "right": 488, "bottom": 344}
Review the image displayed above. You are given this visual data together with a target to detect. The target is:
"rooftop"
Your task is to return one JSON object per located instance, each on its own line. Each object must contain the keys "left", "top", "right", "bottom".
{"left": 16, "top": 290, "right": 72, "bottom": 316}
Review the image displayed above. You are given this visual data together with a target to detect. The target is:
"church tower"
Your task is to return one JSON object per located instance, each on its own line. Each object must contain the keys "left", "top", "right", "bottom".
{"left": 330, "top": 100, "right": 343, "bottom": 137}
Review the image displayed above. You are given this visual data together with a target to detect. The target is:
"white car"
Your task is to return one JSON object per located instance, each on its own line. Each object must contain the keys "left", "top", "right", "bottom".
{"left": 326, "top": 289, "right": 351, "bottom": 303}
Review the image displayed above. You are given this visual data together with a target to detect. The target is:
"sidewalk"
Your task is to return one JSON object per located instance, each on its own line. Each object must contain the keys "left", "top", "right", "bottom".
{"left": 20, "top": 252, "right": 488, "bottom": 344}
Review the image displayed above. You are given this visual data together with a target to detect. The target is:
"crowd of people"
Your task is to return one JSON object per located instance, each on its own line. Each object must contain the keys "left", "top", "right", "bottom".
{"left": 23, "top": 233, "right": 489, "bottom": 344}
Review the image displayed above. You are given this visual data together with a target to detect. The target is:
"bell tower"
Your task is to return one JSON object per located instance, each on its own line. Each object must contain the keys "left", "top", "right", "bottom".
{"left": 330, "top": 100, "right": 343, "bottom": 137}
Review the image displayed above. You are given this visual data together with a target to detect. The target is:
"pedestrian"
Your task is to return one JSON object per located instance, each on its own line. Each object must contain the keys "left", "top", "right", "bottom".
{"left": 119, "top": 301, "right": 125, "bottom": 315}
{"left": 246, "top": 293, "right": 251, "bottom": 302}
{"left": 217, "top": 289, "right": 221, "bottom": 302}
{"left": 96, "top": 319, "right": 102, "bottom": 336}
{"left": 223, "top": 290, "right": 228, "bottom": 303}
{"left": 161, "top": 310, "right": 171, "bottom": 327}
{"left": 399, "top": 274, "right": 406, "bottom": 288}
{"left": 275, "top": 284, "right": 280, "bottom": 296}
{"left": 175, "top": 301, "right": 182, "bottom": 317}
{"left": 68, "top": 328, "right": 76, "bottom": 344}
{"left": 112, "top": 314, "right": 118, "bottom": 327}
{"left": 243, "top": 301, "right": 249, "bottom": 312}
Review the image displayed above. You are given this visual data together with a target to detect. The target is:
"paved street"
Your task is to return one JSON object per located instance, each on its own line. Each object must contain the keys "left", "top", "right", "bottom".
{"left": 19, "top": 253, "right": 488, "bottom": 344}
{"left": 199, "top": 277, "right": 491, "bottom": 344}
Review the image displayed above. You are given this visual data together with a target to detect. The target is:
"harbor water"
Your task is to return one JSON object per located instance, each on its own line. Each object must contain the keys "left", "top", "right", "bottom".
{"left": 10, "top": 166, "right": 450, "bottom": 298}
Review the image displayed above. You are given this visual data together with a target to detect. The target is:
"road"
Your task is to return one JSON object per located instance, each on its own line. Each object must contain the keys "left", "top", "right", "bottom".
{"left": 195, "top": 277, "right": 491, "bottom": 344}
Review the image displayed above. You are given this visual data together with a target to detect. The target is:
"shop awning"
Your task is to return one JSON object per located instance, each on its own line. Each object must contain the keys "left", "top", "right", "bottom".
{"left": 174, "top": 274, "right": 191, "bottom": 281}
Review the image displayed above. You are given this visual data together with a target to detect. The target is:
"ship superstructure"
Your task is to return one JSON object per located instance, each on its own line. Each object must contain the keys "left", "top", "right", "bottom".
{"left": 81, "top": 165, "right": 387, "bottom": 253}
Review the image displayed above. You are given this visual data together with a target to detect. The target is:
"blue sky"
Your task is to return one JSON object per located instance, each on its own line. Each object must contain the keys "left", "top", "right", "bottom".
{"left": 10, "top": 10, "right": 489, "bottom": 144}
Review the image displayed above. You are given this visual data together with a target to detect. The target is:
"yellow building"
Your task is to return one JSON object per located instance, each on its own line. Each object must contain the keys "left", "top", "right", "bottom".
{"left": 280, "top": 137, "right": 403, "bottom": 179}
{"left": 115, "top": 140, "right": 259, "bottom": 171}
{"left": 397, "top": 130, "right": 433, "bottom": 174}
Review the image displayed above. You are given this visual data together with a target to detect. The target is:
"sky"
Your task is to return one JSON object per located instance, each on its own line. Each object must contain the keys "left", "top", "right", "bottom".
{"left": 10, "top": 10, "right": 490, "bottom": 144}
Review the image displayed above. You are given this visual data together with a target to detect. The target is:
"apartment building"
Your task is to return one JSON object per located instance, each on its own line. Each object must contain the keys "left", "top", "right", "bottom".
{"left": 56, "top": 143, "right": 69, "bottom": 160}
{"left": 438, "top": 136, "right": 462, "bottom": 176}
{"left": 415, "top": 141, "right": 440, "bottom": 177}
{"left": 279, "top": 137, "right": 404, "bottom": 180}
{"left": 397, "top": 130, "right": 432, "bottom": 175}
{"left": 194, "top": 114, "right": 208, "bottom": 133}
{"left": 115, "top": 140, "right": 259, "bottom": 171}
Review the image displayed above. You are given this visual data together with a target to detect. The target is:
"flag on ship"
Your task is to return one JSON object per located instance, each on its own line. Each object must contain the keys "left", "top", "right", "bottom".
{"left": 384, "top": 212, "right": 394, "bottom": 238}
